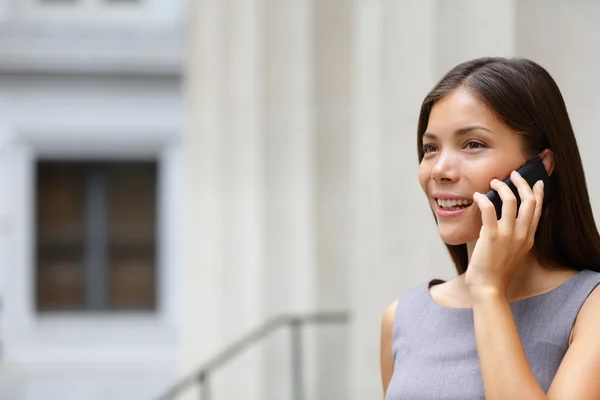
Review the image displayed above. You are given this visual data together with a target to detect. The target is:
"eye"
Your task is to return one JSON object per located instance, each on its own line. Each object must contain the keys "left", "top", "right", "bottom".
{"left": 422, "top": 143, "right": 438, "bottom": 154}
{"left": 465, "top": 140, "right": 486, "bottom": 150}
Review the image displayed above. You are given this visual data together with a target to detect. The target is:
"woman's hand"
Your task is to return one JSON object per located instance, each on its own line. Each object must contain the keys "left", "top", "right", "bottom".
{"left": 465, "top": 170, "right": 545, "bottom": 295}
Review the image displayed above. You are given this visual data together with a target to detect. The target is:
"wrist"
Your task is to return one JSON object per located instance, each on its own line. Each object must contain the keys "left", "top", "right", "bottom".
{"left": 468, "top": 285, "right": 508, "bottom": 304}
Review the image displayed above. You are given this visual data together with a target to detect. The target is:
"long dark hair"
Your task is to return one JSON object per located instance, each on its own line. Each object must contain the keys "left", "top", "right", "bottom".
{"left": 417, "top": 57, "right": 600, "bottom": 275}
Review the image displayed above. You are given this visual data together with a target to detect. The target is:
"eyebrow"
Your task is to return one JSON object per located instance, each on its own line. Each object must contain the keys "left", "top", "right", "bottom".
{"left": 423, "top": 125, "right": 496, "bottom": 139}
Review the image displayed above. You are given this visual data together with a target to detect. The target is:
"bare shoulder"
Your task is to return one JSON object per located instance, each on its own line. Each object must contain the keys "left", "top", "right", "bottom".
{"left": 572, "top": 281, "right": 600, "bottom": 339}
{"left": 380, "top": 299, "right": 399, "bottom": 353}
{"left": 546, "top": 282, "right": 600, "bottom": 397}
{"left": 382, "top": 299, "right": 399, "bottom": 327}
{"left": 380, "top": 299, "right": 399, "bottom": 397}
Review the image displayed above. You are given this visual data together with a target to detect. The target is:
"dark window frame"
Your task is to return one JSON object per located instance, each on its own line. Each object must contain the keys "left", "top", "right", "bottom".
{"left": 35, "top": 159, "right": 158, "bottom": 313}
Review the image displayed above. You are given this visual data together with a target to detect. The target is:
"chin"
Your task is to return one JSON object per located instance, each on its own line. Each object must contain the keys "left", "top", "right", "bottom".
{"left": 440, "top": 237, "right": 468, "bottom": 246}
{"left": 438, "top": 229, "right": 478, "bottom": 246}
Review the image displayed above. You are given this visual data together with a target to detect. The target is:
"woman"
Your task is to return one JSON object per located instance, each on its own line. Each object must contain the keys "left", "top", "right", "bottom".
{"left": 380, "top": 57, "right": 600, "bottom": 399}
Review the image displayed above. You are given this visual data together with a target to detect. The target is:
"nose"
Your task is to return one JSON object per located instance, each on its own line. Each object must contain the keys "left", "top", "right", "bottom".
{"left": 431, "top": 152, "right": 460, "bottom": 183}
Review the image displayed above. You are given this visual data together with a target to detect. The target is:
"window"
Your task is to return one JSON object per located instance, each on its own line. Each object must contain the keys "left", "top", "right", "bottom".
{"left": 35, "top": 160, "right": 157, "bottom": 313}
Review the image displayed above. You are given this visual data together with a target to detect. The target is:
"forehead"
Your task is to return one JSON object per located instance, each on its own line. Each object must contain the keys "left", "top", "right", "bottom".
{"left": 426, "top": 88, "right": 506, "bottom": 135}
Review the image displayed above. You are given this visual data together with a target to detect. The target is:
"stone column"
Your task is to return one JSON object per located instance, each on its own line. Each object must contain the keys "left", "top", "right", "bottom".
{"left": 217, "top": 0, "right": 266, "bottom": 398}
{"left": 349, "top": 1, "right": 385, "bottom": 397}
{"left": 263, "top": 0, "right": 317, "bottom": 398}
{"left": 435, "top": 0, "right": 517, "bottom": 78}
{"left": 311, "top": 0, "right": 355, "bottom": 398}
{"left": 181, "top": 0, "right": 266, "bottom": 398}
{"left": 180, "top": 0, "right": 224, "bottom": 399}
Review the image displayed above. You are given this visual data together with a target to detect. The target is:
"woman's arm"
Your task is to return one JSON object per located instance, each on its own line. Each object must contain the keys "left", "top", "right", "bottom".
{"left": 471, "top": 287, "right": 547, "bottom": 400}
{"left": 472, "top": 285, "right": 600, "bottom": 400}
{"left": 546, "top": 285, "right": 600, "bottom": 399}
{"left": 380, "top": 300, "right": 398, "bottom": 398}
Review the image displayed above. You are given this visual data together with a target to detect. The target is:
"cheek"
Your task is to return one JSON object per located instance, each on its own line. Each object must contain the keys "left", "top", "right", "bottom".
{"left": 464, "top": 165, "right": 498, "bottom": 193}
{"left": 467, "top": 154, "right": 528, "bottom": 190}
{"left": 417, "top": 165, "right": 430, "bottom": 192}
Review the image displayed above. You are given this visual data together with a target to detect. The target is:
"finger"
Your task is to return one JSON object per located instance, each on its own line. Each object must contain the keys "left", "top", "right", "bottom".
{"left": 473, "top": 192, "right": 498, "bottom": 233}
{"left": 489, "top": 177, "right": 517, "bottom": 231}
{"left": 511, "top": 170, "right": 537, "bottom": 227}
{"left": 529, "top": 180, "right": 545, "bottom": 234}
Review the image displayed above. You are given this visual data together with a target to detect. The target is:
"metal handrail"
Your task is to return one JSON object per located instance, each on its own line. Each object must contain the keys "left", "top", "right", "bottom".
{"left": 154, "top": 311, "right": 350, "bottom": 400}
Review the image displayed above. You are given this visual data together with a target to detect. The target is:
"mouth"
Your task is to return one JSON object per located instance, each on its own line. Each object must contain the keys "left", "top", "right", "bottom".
{"left": 434, "top": 197, "right": 474, "bottom": 212}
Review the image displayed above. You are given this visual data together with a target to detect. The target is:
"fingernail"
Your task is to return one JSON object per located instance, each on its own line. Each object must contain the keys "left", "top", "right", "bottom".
{"left": 538, "top": 180, "right": 544, "bottom": 189}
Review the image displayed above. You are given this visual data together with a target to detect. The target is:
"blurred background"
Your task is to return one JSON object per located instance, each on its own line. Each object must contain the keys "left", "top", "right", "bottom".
{"left": 0, "top": 0, "right": 599, "bottom": 399}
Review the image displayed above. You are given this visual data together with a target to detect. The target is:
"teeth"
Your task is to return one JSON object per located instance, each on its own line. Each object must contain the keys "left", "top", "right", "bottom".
{"left": 436, "top": 198, "right": 473, "bottom": 208}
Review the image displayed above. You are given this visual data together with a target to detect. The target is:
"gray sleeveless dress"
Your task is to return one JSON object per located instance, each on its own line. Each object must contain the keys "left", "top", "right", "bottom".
{"left": 385, "top": 269, "right": 600, "bottom": 400}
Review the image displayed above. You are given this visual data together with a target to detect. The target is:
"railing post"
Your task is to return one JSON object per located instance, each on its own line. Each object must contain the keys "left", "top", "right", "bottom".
{"left": 198, "top": 372, "right": 210, "bottom": 400}
{"left": 154, "top": 313, "right": 349, "bottom": 400}
{"left": 290, "top": 318, "right": 304, "bottom": 400}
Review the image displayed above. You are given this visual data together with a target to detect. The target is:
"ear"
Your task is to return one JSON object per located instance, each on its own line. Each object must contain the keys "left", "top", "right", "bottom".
{"left": 538, "top": 149, "right": 555, "bottom": 176}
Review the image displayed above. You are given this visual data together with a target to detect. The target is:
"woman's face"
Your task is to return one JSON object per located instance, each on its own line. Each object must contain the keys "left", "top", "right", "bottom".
{"left": 418, "top": 87, "right": 527, "bottom": 245}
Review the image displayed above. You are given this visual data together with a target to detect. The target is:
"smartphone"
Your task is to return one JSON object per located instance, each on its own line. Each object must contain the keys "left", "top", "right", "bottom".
{"left": 485, "top": 157, "right": 554, "bottom": 219}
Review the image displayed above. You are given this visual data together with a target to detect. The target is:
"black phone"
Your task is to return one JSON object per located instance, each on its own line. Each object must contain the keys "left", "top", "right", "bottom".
{"left": 485, "top": 157, "right": 554, "bottom": 219}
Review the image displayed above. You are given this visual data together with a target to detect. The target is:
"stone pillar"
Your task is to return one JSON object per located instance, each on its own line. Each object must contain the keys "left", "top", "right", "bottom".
{"left": 311, "top": 0, "right": 355, "bottom": 397}
{"left": 263, "top": 0, "right": 317, "bottom": 398}
{"left": 435, "top": 0, "right": 517, "bottom": 78}
{"left": 180, "top": 0, "right": 224, "bottom": 399}
{"left": 349, "top": 1, "right": 385, "bottom": 397}
{"left": 218, "top": 0, "right": 265, "bottom": 398}
{"left": 181, "top": 0, "right": 265, "bottom": 398}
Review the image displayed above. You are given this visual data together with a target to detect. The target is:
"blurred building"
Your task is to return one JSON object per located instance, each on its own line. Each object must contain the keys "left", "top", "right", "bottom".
{"left": 0, "top": 0, "right": 185, "bottom": 399}
{"left": 2, "top": 1, "right": 600, "bottom": 400}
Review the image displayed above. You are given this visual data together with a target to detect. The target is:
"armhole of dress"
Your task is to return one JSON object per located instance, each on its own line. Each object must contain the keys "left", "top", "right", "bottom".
{"left": 391, "top": 297, "right": 401, "bottom": 364}
{"left": 568, "top": 278, "right": 600, "bottom": 347}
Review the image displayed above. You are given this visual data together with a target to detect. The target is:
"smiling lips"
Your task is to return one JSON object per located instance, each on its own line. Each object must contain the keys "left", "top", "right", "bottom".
{"left": 436, "top": 198, "right": 474, "bottom": 211}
